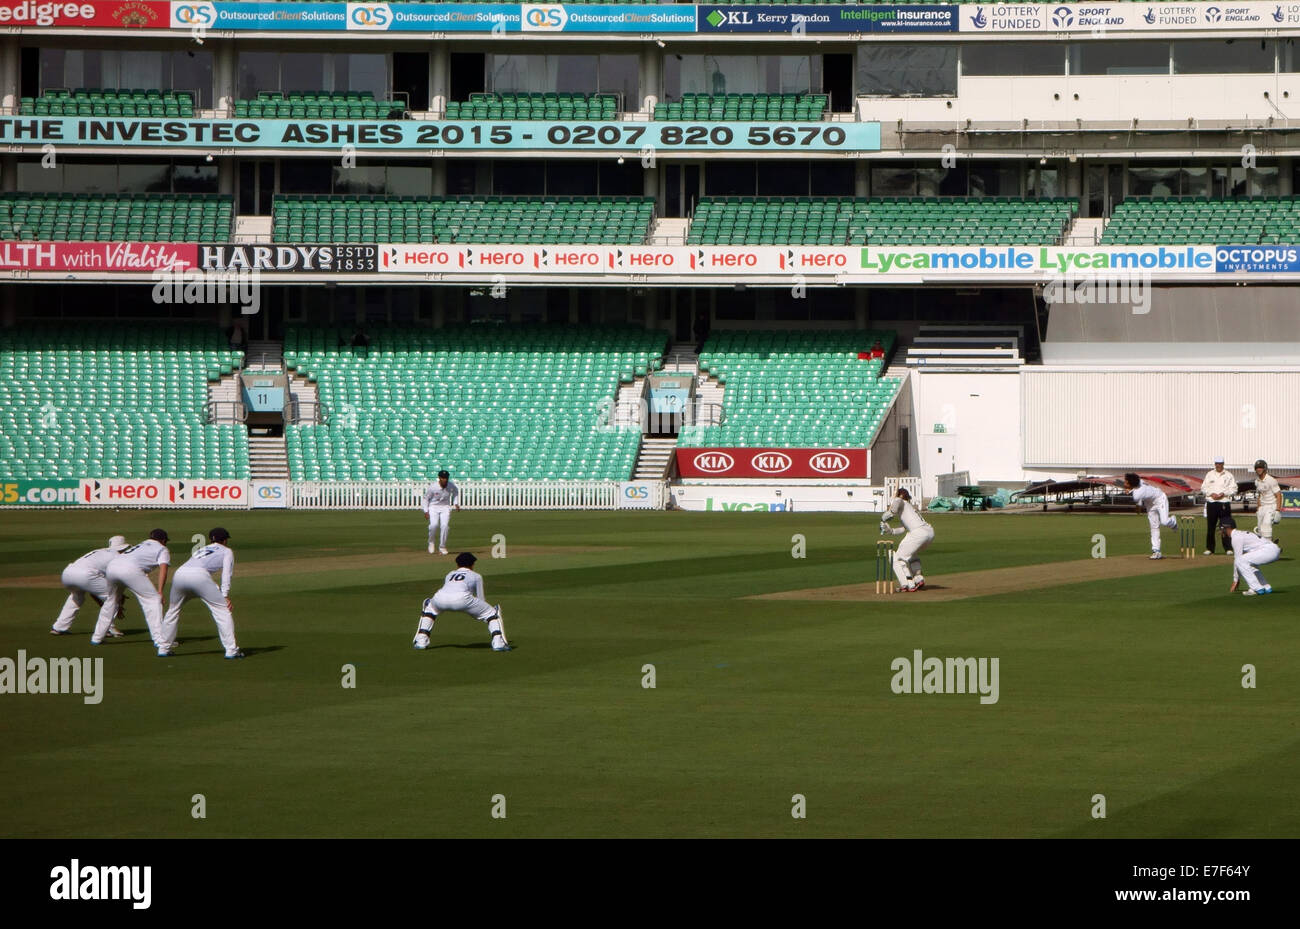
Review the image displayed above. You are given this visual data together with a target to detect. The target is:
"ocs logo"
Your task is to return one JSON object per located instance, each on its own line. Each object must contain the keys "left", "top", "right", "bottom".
{"left": 257, "top": 484, "right": 285, "bottom": 500}
{"left": 623, "top": 484, "right": 650, "bottom": 500}
{"left": 522, "top": 4, "right": 568, "bottom": 30}
{"left": 174, "top": 4, "right": 214, "bottom": 26}
{"left": 349, "top": 4, "right": 391, "bottom": 29}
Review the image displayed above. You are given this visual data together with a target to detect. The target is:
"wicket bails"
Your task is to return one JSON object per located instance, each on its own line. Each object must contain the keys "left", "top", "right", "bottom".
{"left": 1179, "top": 516, "right": 1197, "bottom": 559}
{"left": 876, "top": 539, "right": 896, "bottom": 594}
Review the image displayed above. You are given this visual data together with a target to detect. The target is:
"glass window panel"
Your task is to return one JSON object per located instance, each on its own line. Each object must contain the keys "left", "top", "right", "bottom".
{"left": 597, "top": 55, "right": 637, "bottom": 105}
{"left": 387, "top": 165, "right": 430, "bottom": 197}
{"left": 599, "top": 159, "right": 642, "bottom": 196}
{"left": 332, "top": 165, "right": 387, "bottom": 196}
{"left": 59, "top": 160, "right": 116, "bottom": 193}
{"left": 547, "top": 160, "right": 598, "bottom": 196}
{"left": 239, "top": 51, "right": 279, "bottom": 100}
{"left": 811, "top": 161, "right": 854, "bottom": 197}
{"left": 1174, "top": 40, "right": 1274, "bottom": 74}
{"left": 492, "top": 160, "right": 543, "bottom": 195}
{"left": 281, "top": 53, "right": 325, "bottom": 93}
{"left": 117, "top": 163, "right": 170, "bottom": 193}
{"left": 119, "top": 51, "right": 164, "bottom": 91}
{"left": 870, "top": 166, "right": 915, "bottom": 197}
{"left": 1127, "top": 164, "right": 1180, "bottom": 197}
{"left": 336, "top": 54, "right": 388, "bottom": 96}
{"left": 172, "top": 49, "right": 214, "bottom": 106}
{"left": 173, "top": 161, "right": 218, "bottom": 194}
{"left": 756, "top": 161, "right": 808, "bottom": 197}
{"left": 962, "top": 44, "right": 1064, "bottom": 76}
{"left": 970, "top": 163, "right": 1021, "bottom": 197}
{"left": 555, "top": 56, "right": 598, "bottom": 93}
{"left": 1027, "top": 167, "right": 1060, "bottom": 199}
{"left": 705, "top": 160, "right": 755, "bottom": 196}
{"left": 279, "top": 160, "right": 332, "bottom": 194}
{"left": 1250, "top": 166, "right": 1279, "bottom": 197}
{"left": 1069, "top": 42, "right": 1169, "bottom": 76}
{"left": 17, "top": 159, "right": 63, "bottom": 193}
{"left": 857, "top": 45, "right": 957, "bottom": 96}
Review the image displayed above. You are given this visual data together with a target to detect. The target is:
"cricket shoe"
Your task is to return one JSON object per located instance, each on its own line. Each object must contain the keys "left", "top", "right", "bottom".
{"left": 412, "top": 634, "right": 430, "bottom": 650}
{"left": 156, "top": 646, "right": 173, "bottom": 658}
{"left": 439, "top": 547, "right": 449, "bottom": 555}
{"left": 49, "top": 628, "right": 70, "bottom": 636}
{"left": 913, "top": 577, "right": 925, "bottom": 591}
{"left": 1149, "top": 552, "right": 1164, "bottom": 560}
{"left": 225, "top": 649, "right": 246, "bottom": 660}
{"left": 491, "top": 606, "right": 511, "bottom": 651}
{"left": 107, "top": 625, "right": 124, "bottom": 637}
{"left": 428, "top": 543, "right": 435, "bottom": 554}
{"left": 1241, "top": 589, "right": 1259, "bottom": 596}
{"left": 1259, "top": 586, "right": 1274, "bottom": 595}
{"left": 1203, "top": 550, "right": 1213, "bottom": 556}
{"left": 897, "top": 585, "right": 916, "bottom": 593}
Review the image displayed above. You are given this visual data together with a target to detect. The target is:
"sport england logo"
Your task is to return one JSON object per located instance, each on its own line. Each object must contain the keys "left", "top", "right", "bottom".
{"left": 171, "top": 2, "right": 214, "bottom": 28}
{"left": 1205, "top": 6, "right": 1222, "bottom": 23}
{"left": 347, "top": 3, "right": 391, "bottom": 30}
{"left": 1051, "top": 5, "right": 1074, "bottom": 28}
{"left": 521, "top": 4, "right": 568, "bottom": 31}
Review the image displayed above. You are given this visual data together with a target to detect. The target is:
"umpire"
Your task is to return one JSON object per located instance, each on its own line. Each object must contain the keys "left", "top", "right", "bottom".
{"left": 1202, "top": 456, "right": 1238, "bottom": 554}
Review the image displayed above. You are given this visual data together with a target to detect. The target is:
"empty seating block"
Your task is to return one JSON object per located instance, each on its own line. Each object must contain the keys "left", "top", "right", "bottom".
{"left": 654, "top": 94, "right": 828, "bottom": 121}
{"left": 445, "top": 93, "right": 618, "bottom": 121}
{"left": 680, "top": 330, "right": 903, "bottom": 450}
{"left": 22, "top": 88, "right": 195, "bottom": 118}
{"left": 0, "top": 193, "right": 234, "bottom": 243}
{"left": 272, "top": 195, "right": 654, "bottom": 244}
{"left": 687, "top": 196, "right": 1077, "bottom": 246}
{"left": 282, "top": 325, "right": 667, "bottom": 481}
{"left": 233, "top": 91, "right": 407, "bottom": 120}
{"left": 0, "top": 325, "right": 249, "bottom": 481}
{"left": 1102, "top": 197, "right": 1300, "bottom": 245}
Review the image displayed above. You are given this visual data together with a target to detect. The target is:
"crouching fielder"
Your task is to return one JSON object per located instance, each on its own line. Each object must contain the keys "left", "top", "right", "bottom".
{"left": 1221, "top": 517, "right": 1280, "bottom": 596}
{"left": 412, "top": 552, "right": 510, "bottom": 652}
{"left": 1124, "top": 472, "right": 1178, "bottom": 559}
{"left": 880, "top": 488, "right": 935, "bottom": 592}
{"left": 51, "top": 535, "right": 129, "bottom": 637}
{"left": 94, "top": 529, "right": 170, "bottom": 646}
{"left": 158, "top": 527, "right": 243, "bottom": 659}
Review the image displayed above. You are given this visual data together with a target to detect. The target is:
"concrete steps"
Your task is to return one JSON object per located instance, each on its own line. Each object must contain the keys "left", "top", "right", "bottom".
{"left": 633, "top": 436, "right": 678, "bottom": 481}
{"left": 247, "top": 434, "right": 289, "bottom": 480}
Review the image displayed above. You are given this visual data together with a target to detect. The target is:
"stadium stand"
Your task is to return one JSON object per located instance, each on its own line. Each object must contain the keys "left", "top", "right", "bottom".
{"left": 20, "top": 89, "right": 196, "bottom": 118}
{"left": 233, "top": 91, "right": 406, "bottom": 120}
{"left": 0, "top": 194, "right": 234, "bottom": 243}
{"left": 654, "top": 94, "right": 828, "bottom": 121}
{"left": 445, "top": 93, "right": 618, "bottom": 120}
{"left": 272, "top": 195, "right": 655, "bottom": 244}
{"left": 680, "top": 330, "right": 902, "bottom": 449}
{"left": 0, "top": 325, "right": 249, "bottom": 480}
{"left": 282, "top": 325, "right": 667, "bottom": 481}
{"left": 1101, "top": 197, "right": 1300, "bottom": 245}
{"left": 687, "top": 197, "right": 1077, "bottom": 246}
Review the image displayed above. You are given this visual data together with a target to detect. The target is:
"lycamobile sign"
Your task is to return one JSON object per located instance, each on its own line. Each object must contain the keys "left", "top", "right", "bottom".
{"left": 860, "top": 245, "right": 1216, "bottom": 274}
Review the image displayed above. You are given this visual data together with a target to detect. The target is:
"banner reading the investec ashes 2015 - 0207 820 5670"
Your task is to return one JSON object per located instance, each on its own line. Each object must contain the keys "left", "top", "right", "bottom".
{"left": 0, "top": 117, "right": 879, "bottom": 154}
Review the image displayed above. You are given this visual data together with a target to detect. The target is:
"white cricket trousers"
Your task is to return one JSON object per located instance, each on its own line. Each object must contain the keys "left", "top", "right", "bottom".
{"left": 160, "top": 566, "right": 239, "bottom": 655}
{"left": 52, "top": 565, "right": 111, "bottom": 632}
{"left": 1236, "top": 541, "right": 1281, "bottom": 592}
{"left": 1256, "top": 505, "right": 1278, "bottom": 540}
{"left": 892, "top": 523, "right": 936, "bottom": 588}
{"left": 427, "top": 505, "right": 451, "bottom": 549}
{"left": 96, "top": 563, "right": 163, "bottom": 645}
{"left": 429, "top": 589, "right": 497, "bottom": 621}
{"left": 1147, "top": 500, "right": 1176, "bottom": 552}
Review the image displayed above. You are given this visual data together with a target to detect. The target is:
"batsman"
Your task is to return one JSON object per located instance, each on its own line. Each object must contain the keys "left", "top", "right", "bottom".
{"left": 879, "top": 487, "right": 935, "bottom": 593}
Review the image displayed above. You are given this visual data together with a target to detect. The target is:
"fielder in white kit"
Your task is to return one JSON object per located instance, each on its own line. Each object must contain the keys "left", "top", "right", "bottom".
{"left": 422, "top": 469, "right": 460, "bottom": 555}
{"left": 50, "top": 535, "right": 129, "bottom": 637}
{"left": 1124, "top": 472, "right": 1179, "bottom": 559}
{"left": 1252, "top": 459, "right": 1282, "bottom": 541}
{"left": 412, "top": 552, "right": 510, "bottom": 651}
{"left": 93, "top": 529, "right": 170, "bottom": 646}
{"left": 1220, "top": 517, "right": 1279, "bottom": 596}
{"left": 879, "top": 487, "right": 935, "bottom": 592}
{"left": 157, "top": 527, "right": 243, "bottom": 659}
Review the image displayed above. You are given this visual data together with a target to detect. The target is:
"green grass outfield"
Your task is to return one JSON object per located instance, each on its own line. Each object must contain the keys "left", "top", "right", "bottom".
{"left": 1, "top": 508, "right": 1296, "bottom": 838}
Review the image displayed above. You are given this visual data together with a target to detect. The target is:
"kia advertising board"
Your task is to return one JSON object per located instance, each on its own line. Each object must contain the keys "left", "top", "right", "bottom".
{"left": 675, "top": 448, "right": 867, "bottom": 479}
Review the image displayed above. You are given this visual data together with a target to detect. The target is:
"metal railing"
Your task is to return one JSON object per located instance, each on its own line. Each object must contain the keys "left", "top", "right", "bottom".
{"left": 606, "top": 397, "right": 726, "bottom": 431}
{"left": 290, "top": 399, "right": 326, "bottom": 425}
{"left": 206, "top": 400, "right": 246, "bottom": 424}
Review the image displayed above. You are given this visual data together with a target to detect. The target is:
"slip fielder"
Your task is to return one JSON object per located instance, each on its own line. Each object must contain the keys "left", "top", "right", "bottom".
{"left": 422, "top": 469, "right": 460, "bottom": 555}
{"left": 50, "top": 535, "right": 129, "bottom": 638}
{"left": 93, "top": 529, "right": 171, "bottom": 647}
{"left": 879, "top": 487, "right": 934, "bottom": 592}
{"left": 157, "top": 527, "right": 243, "bottom": 660}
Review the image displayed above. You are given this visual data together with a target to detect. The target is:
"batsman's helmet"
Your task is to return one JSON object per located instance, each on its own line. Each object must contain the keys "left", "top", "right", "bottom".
{"left": 1219, "top": 516, "right": 1237, "bottom": 530}
{"left": 438, "top": 470, "right": 450, "bottom": 479}
{"left": 455, "top": 552, "right": 477, "bottom": 568}
{"left": 1255, "top": 459, "right": 1268, "bottom": 471}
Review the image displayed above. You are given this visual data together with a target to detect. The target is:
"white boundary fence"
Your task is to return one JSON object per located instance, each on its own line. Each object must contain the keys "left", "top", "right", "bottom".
{"left": 290, "top": 480, "right": 659, "bottom": 510}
